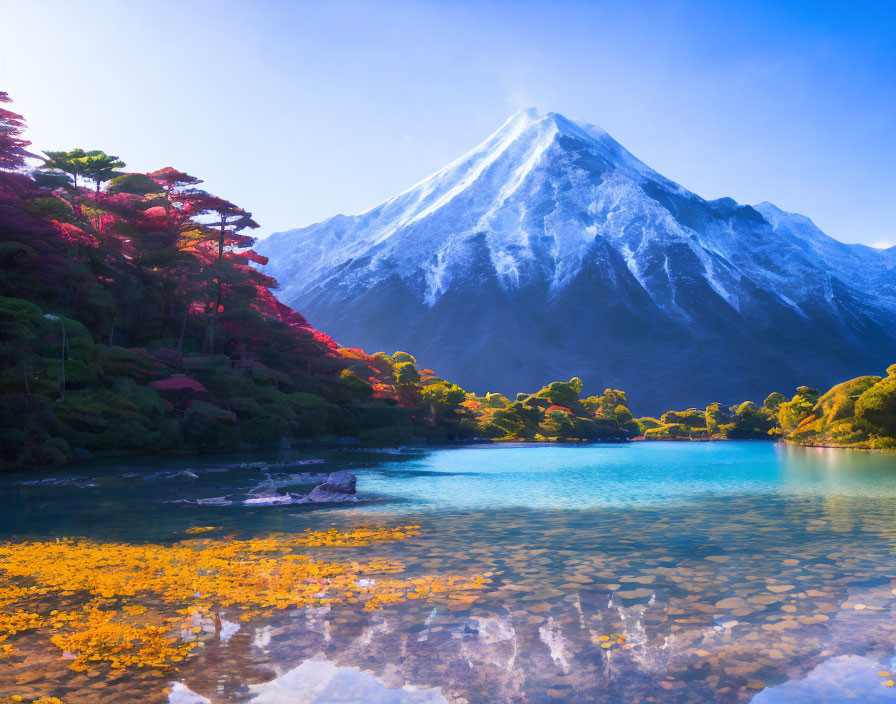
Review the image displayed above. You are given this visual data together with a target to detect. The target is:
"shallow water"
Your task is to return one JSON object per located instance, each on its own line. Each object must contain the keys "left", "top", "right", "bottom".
{"left": 4, "top": 441, "right": 896, "bottom": 703}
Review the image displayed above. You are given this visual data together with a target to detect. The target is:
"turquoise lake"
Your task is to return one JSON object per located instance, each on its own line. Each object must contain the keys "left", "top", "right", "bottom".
{"left": 4, "top": 441, "right": 896, "bottom": 703}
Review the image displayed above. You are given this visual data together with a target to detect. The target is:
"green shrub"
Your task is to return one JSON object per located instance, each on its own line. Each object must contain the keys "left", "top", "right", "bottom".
{"left": 855, "top": 375, "right": 896, "bottom": 437}
{"left": 486, "top": 392, "right": 510, "bottom": 408}
{"left": 183, "top": 401, "right": 240, "bottom": 452}
{"left": 535, "top": 378, "right": 583, "bottom": 407}
{"left": 391, "top": 351, "right": 418, "bottom": 366}
{"left": 637, "top": 416, "right": 663, "bottom": 430}
{"left": 661, "top": 409, "right": 704, "bottom": 428}
{"left": 763, "top": 392, "right": 786, "bottom": 410}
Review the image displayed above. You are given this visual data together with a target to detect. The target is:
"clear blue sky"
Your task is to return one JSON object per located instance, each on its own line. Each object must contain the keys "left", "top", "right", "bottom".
{"left": 1, "top": 0, "right": 894, "bottom": 247}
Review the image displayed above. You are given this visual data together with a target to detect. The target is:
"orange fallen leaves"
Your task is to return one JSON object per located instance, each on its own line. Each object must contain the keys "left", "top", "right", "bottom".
{"left": 0, "top": 525, "right": 484, "bottom": 674}
{"left": 595, "top": 632, "right": 628, "bottom": 650}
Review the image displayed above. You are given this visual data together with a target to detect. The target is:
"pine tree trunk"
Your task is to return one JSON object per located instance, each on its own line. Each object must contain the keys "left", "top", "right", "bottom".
{"left": 177, "top": 307, "right": 188, "bottom": 357}
{"left": 60, "top": 321, "right": 66, "bottom": 402}
{"left": 208, "top": 221, "right": 226, "bottom": 353}
{"left": 94, "top": 180, "right": 101, "bottom": 229}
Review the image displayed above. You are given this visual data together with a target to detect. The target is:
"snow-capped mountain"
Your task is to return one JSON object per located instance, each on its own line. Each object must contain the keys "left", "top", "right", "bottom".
{"left": 257, "top": 109, "right": 896, "bottom": 412}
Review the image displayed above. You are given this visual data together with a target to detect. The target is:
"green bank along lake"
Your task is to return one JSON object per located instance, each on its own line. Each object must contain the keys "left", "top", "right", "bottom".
{"left": 4, "top": 441, "right": 896, "bottom": 703}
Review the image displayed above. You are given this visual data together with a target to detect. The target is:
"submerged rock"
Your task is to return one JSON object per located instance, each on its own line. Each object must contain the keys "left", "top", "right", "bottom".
{"left": 267, "top": 472, "right": 328, "bottom": 488}
{"left": 302, "top": 487, "right": 360, "bottom": 503}
{"left": 265, "top": 459, "right": 328, "bottom": 471}
{"left": 243, "top": 494, "right": 295, "bottom": 506}
{"left": 316, "top": 471, "right": 356, "bottom": 494}
{"left": 167, "top": 469, "right": 360, "bottom": 507}
{"left": 296, "top": 471, "right": 360, "bottom": 503}
{"left": 167, "top": 496, "right": 233, "bottom": 506}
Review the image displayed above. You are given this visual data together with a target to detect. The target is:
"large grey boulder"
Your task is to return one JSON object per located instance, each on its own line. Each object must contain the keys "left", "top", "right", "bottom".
{"left": 316, "top": 471, "right": 356, "bottom": 494}
{"left": 304, "top": 487, "right": 359, "bottom": 503}
{"left": 299, "top": 471, "right": 359, "bottom": 503}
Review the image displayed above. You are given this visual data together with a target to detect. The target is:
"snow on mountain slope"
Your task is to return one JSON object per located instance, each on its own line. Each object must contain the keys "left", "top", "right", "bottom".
{"left": 257, "top": 109, "right": 896, "bottom": 413}
{"left": 263, "top": 109, "right": 687, "bottom": 301}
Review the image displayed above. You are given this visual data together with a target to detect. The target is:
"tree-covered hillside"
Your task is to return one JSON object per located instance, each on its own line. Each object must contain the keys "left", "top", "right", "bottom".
{"left": 642, "top": 366, "right": 896, "bottom": 450}
{"left": 780, "top": 365, "right": 896, "bottom": 450}
{"left": 0, "top": 91, "right": 426, "bottom": 468}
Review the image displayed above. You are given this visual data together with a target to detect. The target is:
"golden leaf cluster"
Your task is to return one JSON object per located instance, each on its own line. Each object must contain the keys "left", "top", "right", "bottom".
{"left": 594, "top": 632, "right": 628, "bottom": 650}
{"left": 0, "top": 526, "right": 485, "bottom": 675}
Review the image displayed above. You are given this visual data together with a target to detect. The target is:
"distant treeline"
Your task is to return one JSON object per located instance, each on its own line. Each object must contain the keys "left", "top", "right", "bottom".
{"left": 635, "top": 370, "right": 896, "bottom": 450}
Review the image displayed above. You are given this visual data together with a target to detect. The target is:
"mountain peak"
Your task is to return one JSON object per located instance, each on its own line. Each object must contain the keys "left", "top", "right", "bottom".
{"left": 502, "top": 108, "right": 613, "bottom": 147}
{"left": 506, "top": 107, "right": 608, "bottom": 135}
{"left": 507, "top": 106, "right": 542, "bottom": 123}
{"left": 396, "top": 108, "right": 666, "bottom": 223}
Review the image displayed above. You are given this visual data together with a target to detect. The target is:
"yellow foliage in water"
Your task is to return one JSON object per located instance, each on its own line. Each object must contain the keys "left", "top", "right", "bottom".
{"left": 184, "top": 526, "right": 220, "bottom": 534}
{"left": 46, "top": 605, "right": 197, "bottom": 672}
{"left": 0, "top": 526, "right": 484, "bottom": 675}
{"left": 0, "top": 610, "right": 43, "bottom": 657}
{"left": 594, "top": 632, "right": 628, "bottom": 650}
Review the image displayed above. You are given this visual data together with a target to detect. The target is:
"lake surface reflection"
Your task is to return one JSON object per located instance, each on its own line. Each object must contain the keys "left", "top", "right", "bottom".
{"left": 3, "top": 442, "right": 896, "bottom": 703}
